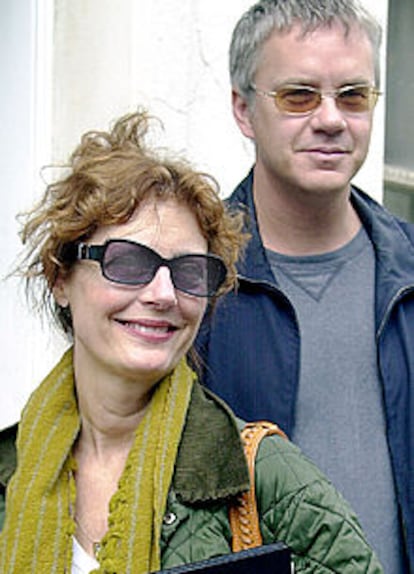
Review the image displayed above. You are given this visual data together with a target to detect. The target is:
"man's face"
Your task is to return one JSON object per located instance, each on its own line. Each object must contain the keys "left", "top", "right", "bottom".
{"left": 233, "top": 22, "right": 377, "bottom": 197}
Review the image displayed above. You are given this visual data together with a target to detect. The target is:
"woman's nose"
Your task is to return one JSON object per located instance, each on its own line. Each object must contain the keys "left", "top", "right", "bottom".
{"left": 140, "top": 266, "right": 178, "bottom": 307}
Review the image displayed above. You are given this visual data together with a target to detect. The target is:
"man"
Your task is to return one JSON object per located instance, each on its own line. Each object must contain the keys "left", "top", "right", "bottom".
{"left": 195, "top": 1, "right": 413, "bottom": 571}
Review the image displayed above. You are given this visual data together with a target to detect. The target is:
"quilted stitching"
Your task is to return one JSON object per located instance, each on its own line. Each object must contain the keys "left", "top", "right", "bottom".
{"left": 159, "top": 433, "right": 382, "bottom": 572}
{"left": 161, "top": 497, "right": 232, "bottom": 568}
{"left": 255, "top": 436, "right": 381, "bottom": 573}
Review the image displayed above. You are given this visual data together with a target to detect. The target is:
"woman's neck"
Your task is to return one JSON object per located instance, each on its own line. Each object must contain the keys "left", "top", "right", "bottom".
{"left": 72, "top": 345, "right": 155, "bottom": 457}
{"left": 75, "top": 382, "right": 151, "bottom": 459}
{"left": 71, "top": 383, "right": 150, "bottom": 556}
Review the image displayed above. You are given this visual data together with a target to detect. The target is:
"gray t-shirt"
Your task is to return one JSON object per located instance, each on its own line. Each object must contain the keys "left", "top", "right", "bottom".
{"left": 267, "top": 228, "right": 405, "bottom": 573}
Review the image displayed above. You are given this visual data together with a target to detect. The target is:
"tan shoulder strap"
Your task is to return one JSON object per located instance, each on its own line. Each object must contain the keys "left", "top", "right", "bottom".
{"left": 229, "top": 421, "right": 288, "bottom": 552}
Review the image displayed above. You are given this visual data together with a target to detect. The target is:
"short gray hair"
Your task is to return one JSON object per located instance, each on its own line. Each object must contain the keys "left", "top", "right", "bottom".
{"left": 229, "top": 0, "right": 382, "bottom": 105}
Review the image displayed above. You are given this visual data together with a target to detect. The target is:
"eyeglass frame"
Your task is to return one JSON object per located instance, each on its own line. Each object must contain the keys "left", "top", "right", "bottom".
{"left": 74, "top": 239, "right": 227, "bottom": 298}
{"left": 250, "top": 82, "right": 381, "bottom": 116}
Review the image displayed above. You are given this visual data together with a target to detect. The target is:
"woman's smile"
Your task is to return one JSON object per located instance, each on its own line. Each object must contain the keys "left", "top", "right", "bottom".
{"left": 116, "top": 317, "right": 179, "bottom": 340}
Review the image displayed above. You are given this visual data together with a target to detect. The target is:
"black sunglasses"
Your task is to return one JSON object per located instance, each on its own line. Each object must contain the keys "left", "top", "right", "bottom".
{"left": 75, "top": 239, "right": 227, "bottom": 297}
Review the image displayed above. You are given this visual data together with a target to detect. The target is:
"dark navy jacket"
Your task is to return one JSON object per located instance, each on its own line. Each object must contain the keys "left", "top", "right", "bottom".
{"left": 195, "top": 169, "right": 414, "bottom": 570}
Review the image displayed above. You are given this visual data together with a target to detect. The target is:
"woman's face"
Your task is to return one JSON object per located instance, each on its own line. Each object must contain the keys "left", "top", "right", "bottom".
{"left": 54, "top": 197, "right": 208, "bottom": 389}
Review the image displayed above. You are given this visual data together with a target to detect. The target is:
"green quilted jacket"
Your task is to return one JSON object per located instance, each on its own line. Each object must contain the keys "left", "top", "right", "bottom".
{"left": 0, "top": 382, "right": 382, "bottom": 573}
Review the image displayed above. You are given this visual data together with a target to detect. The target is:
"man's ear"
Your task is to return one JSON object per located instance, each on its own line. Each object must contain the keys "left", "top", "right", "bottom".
{"left": 232, "top": 89, "right": 255, "bottom": 140}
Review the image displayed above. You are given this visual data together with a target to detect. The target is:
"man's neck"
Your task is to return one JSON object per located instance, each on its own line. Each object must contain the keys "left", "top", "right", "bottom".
{"left": 253, "top": 171, "right": 361, "bottom": 256}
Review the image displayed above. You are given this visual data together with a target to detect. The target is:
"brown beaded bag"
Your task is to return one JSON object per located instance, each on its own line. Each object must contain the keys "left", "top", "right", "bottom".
{"left": 229, "top": 421, "right": 288, "bottom": 552}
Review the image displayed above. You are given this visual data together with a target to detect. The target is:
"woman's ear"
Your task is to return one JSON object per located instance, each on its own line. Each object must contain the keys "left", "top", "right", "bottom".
{"left": 53, "top": 274, "right": 69, "bottom": 308}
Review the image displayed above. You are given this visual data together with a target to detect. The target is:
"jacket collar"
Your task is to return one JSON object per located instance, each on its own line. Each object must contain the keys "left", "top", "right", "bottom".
{"left": 172, "top": 382, "right": 249, "bottom": 504}
{"left": 229, "top": 168, "right": 414, "bottom": 313}
{"left": 228, "top": 169, "right": 275, "bottom": 284}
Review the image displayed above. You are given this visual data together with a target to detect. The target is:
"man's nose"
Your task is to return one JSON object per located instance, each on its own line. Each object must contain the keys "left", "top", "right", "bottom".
{"left": 310, "top": 95, "right": 347, "bottom": 133}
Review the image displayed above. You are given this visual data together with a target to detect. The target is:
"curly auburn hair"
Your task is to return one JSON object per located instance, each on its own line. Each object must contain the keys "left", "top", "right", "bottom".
{"left": 17, "top": 110, "right": 246, "bottom": 335}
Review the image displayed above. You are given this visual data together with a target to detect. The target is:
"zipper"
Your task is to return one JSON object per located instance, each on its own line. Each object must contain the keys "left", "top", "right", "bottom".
{"left": 377, "top": 284, "right": 414, "bottom": 340}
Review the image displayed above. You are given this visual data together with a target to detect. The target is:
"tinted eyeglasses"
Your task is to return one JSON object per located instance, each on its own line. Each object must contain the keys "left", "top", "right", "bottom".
{"left": 76, "top": 239, "right": 227, "bottom": 297}
{"left": 251, "top": 83, "right": 380, "bottom": 115}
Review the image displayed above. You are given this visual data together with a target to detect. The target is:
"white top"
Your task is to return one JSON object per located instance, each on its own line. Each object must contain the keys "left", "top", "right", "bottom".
{"left": 72, "top": 537, "right": 99, "bottom": 574}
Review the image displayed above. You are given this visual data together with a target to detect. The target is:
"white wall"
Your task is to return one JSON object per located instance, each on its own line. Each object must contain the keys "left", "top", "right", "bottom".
{"left": 0, "top": 0, "right": 388, "bottom": 427}
{"left": 0, "top": 0, "right": 58, "bottom": 428}
{"left": 49, "top": 0, "right": 387, "bottom": 196}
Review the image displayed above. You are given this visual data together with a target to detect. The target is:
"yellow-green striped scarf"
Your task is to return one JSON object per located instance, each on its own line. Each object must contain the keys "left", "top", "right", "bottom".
{"left": 0, "top": 347, "right": 195, "bottom": 573}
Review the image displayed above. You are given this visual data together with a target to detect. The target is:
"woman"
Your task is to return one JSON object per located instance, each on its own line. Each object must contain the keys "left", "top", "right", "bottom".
{"left": 0, "top": 111, "right": 382, "bottom": 573}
